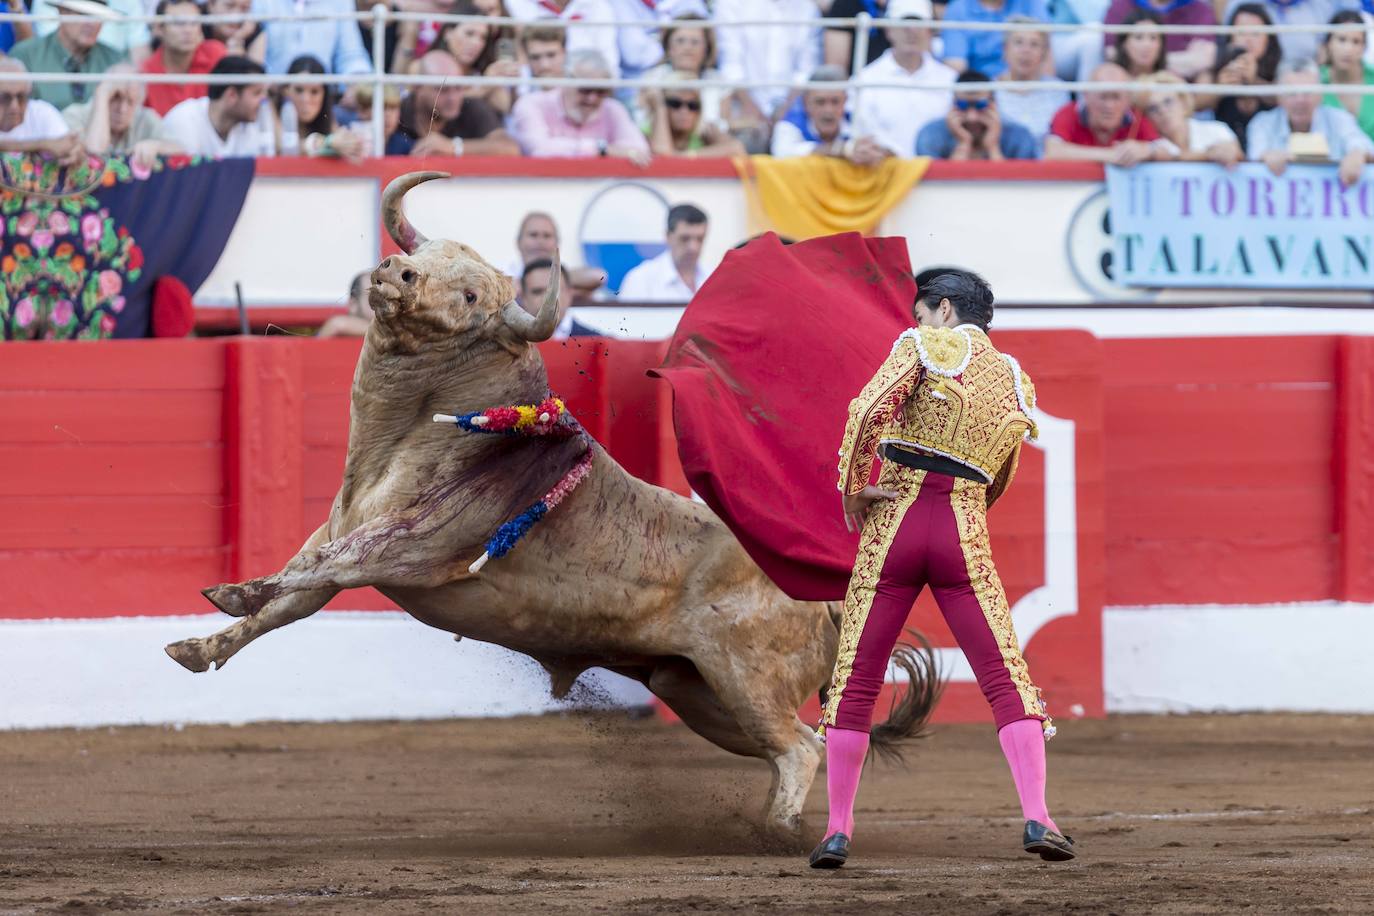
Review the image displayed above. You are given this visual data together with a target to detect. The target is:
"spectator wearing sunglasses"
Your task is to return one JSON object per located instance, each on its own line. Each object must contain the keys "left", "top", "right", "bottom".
{"left": 9, "top": 0, "right": 126, "bottom": 110}
{"left": 643, "top": 71, "right": 745, "bottom": 157}
{"left": 511, "top": 48, "right": 651, "bottom": 164}
{"left": 0, "top": 57, "right": 84, "bottom": 163}
{"left": 916, "top": 69, "right": 1039, "bottom": 159}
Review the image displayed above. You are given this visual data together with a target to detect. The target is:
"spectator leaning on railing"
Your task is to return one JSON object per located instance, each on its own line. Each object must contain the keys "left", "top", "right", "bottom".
{"left": 1138, "top": 71, "right": 1242, "bottom": 165}
{"left": 916, "top": 69, "right": 1039, "bottom": 159}
{"left": 773, "top": 64, "right": 895, "bottom": 163}
{"left": 0, "top": 57, "right": 86, "bottom": 163}
{"left": 510, "top": 48, "right": 650, "bottom": 163}
{"left": 1247, "top": 57, "right": 1374, "bottom": 187}
{"left": 160, "top": 54, "right": 275, "bottom": 155}
{"left": 994, "top": 15, "right": 1070, "bottom": 141}
{"left": 1321, "top": 10, "right": 1374, "bottom": 139}
{"left": 504, "top": 210, "right": 606, "bottom": 295}
{"left": 392, "top": 49, "right": 519, "bottom": 157}
{"left": 139, "top": 0, "right": 227, "bottom": 116}
{"left": 316, "top": 271, "right": 374, "bottom": 338}
{"left": 519, "top": 257, "right": 591, "bottom": 339}
{"left": 636, "top": 15, "right": 725, "bottom": 131}
{"left": 618, "top": 202, "right": 710, "bottom": 302}
{"left": 29, "top": 0, "right": 150, "bottom": 65}
{"left": 852, "top": 0, "right": 955, "bottom": 160}
{"left": 63, "top": 61, "right": 186, "bottom": 164}
{"left": 345, "top": 82, "right": 400, "bottom": 154}
{"left": 642, "top": 70, "right": 745, "bottom": 158}
{"left": 279, "top": 54, "right": 365, "bottom": 160}
{"left": 1044, "top": 62, "right": 1177, "bottom": 164}
{"left": 10, "top": 0, "right": 126, "bottom": 110}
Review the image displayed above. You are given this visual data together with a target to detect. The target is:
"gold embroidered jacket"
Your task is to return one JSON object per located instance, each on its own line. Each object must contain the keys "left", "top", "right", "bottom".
{"left": 836, "top": 325, "right": 1038, "bottom": 499}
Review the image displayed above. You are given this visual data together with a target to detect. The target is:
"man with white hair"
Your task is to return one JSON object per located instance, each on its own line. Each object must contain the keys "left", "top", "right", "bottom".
{"left": 510, "top": 49, "right": 650, "bottom": 163}
{"left": 0, "top": 58, "right": 85, "bottom": 164}
{"left": 62, "top": 63, "right": 185, "bottom": 165}
{"left": 1247, "top": 58, "right": 1374, "bottom": 188}
{"left": 772, "top": 65, "right": 893, "bottom": 164}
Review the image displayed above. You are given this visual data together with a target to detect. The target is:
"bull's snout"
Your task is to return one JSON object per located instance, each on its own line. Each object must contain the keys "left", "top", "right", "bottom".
{"left": 375, "top": 257, "right": 418, "bottom": 288}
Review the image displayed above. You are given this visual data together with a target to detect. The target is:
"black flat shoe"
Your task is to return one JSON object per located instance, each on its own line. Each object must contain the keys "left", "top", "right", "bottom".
{"left": 1023, "top": 819, "right": 1076, "bottom": 861}
{"left": 808, "top": 832, "right": 851, "bottom": 869}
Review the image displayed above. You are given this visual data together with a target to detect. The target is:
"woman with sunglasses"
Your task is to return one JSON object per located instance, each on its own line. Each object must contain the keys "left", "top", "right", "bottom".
{"left": 643, "top": 71, "right": 744, "bottom": 158}
{"left": 636, "top": 15, "right": 726, "bottom": 132}
{"left": 1139, "top": 71, "right": 1242, "bottom": 165}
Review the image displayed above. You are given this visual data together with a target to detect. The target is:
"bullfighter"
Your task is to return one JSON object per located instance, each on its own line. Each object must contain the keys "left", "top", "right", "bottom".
{"left": 809, "top": 268, "right": 1076, "bottom": 869}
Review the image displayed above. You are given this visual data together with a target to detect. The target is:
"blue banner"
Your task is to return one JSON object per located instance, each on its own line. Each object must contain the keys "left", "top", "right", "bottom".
{"left": 1106, "top": 162, "right": 1374, "bottom": 289}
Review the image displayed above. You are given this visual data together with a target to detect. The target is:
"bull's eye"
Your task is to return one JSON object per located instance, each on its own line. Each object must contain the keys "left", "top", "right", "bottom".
{"left": 464, "top": 291, "right": 476, "bottom": 304}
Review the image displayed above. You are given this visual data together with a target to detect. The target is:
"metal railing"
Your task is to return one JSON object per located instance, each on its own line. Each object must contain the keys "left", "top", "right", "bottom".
{"left": 0, "top": 8, "right": 1370, "bottom": 157}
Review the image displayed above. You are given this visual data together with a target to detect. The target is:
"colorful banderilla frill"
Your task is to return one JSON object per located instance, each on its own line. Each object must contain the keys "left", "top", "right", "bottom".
{"left": 433, "top": 396, "right": 593, "bottom": 574}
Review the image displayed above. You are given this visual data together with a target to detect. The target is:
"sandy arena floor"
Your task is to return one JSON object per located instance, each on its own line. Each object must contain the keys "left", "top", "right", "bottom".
{"left": 0, "top": 712, "right": 1371, "bottom": 914}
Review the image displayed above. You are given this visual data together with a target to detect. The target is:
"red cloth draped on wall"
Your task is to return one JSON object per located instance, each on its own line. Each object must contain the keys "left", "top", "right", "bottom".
{"left": 651, "top": 232, "right": 918, "bottom": 601}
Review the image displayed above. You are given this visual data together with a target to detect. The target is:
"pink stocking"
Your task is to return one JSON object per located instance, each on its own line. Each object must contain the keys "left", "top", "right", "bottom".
{"left": 823, "top": 727, "right": 870, "bottom": 838}
{"left": 998, "top": 718, "right": 1057, "bottom": 832}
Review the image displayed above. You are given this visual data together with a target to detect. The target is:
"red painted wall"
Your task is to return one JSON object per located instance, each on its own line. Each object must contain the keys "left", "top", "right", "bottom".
{"left": 3, "top": 332, "right": 1369, "bottom": 724}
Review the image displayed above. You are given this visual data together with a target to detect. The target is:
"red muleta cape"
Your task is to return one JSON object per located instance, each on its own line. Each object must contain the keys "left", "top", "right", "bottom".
{"left": 650, "top": 232, "right": 917, "bottom": 601}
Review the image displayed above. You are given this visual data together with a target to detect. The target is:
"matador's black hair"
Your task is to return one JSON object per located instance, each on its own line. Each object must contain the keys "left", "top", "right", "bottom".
{"left": 914, "top": 267, "right": 994, "bottom": 330}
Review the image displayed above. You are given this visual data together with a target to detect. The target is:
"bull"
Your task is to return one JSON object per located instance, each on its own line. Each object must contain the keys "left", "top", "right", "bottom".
{"left": 165, "top": 172, "right": 937, "bottom": 837}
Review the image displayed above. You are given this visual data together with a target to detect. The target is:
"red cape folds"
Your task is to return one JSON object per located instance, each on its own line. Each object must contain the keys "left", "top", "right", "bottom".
{"left": 651, "top": 232, "right": 917, "bottom": 601}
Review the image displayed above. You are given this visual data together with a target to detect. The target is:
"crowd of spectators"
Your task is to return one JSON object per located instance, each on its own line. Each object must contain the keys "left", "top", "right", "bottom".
{"left": 0, "top": 0, "right": 1369, "bottom": 170}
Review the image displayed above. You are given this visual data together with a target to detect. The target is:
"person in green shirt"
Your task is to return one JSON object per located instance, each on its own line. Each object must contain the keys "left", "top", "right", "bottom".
{"left": 1320, "top": 10, "right": 1374, "bottom": 140}
{"left": 9, "top": 0, "right": 126, "bottom": 110}
{"left": 642, "top": 71, "right": 745, "bottom": 159}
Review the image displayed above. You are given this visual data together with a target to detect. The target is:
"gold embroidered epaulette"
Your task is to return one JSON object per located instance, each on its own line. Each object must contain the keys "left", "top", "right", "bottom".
{"left": 892, "top": 326, "right": 974, "bottom": 378}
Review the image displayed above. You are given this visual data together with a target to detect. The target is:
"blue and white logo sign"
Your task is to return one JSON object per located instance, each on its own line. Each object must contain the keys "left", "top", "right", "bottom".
{"left": 578, "top": 182, "right": 670, "bottom": 294}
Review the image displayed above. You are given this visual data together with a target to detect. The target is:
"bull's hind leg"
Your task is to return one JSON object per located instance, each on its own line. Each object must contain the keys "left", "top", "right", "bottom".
{"left": 685, "top": 653, "right": 824, "bottom": 838}
{"left": 201, "top": 510, "right": 472, "bottom": 618}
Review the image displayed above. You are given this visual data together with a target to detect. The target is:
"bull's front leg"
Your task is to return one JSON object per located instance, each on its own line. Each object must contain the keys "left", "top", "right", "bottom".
{"left": 165, "top": 585, "right": 339, "bottom": 672}
{"left": 201, "top": 510, "right": 475, "bottom": 619}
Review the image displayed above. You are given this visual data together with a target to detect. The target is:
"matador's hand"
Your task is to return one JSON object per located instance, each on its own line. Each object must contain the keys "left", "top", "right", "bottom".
{"left": 842, "top": 486, "right": 898, "bottom": 533}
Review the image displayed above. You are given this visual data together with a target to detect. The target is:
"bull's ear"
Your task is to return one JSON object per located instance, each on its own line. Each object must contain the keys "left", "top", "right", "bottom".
{"left": 501, "top": 248, "right": 561, "bottom": 342}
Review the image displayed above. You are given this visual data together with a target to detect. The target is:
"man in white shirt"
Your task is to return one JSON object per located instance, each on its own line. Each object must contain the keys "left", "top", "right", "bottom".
{"left": 771, "top": 65, "right": 893, "bottom": 163}
{"left": 619, "top": 203, "right": 711, "bottom": 303}
{"left": 161, "top": 55, "right": 275, "bottom": 157}
{"left": 0, "top": 58, "right": 84, "bottom": 163}
{"left": 505, "top": 0, "right": 622, "bottom": 76}
{"left": 520, "top": 257, "right": 600, "bottom": 338}
{"left": 852, "top": 0, "right": 956, "bottom": 157}
{"left": 716, "top": 0, "right": 821, "bottom": 124}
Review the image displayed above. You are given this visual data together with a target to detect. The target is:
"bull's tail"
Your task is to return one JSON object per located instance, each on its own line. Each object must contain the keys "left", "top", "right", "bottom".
{"left": 868, "top": 630, "right": 944, "bottom": 763}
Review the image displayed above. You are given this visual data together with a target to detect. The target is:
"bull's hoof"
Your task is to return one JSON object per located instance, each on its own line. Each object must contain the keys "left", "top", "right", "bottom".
{"left": 202, "top": 584, "right": 252, "bottom": 618}
{"left": 165, "top": 639, "right": 213, "bottom": 673}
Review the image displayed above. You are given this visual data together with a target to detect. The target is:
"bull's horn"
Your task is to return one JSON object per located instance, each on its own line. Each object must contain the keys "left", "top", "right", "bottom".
{"left": 501, "top": 248, "right": 562, "bottom": 342}
{"left": 381, "top": 170, "right": 448, "bottom": 254}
